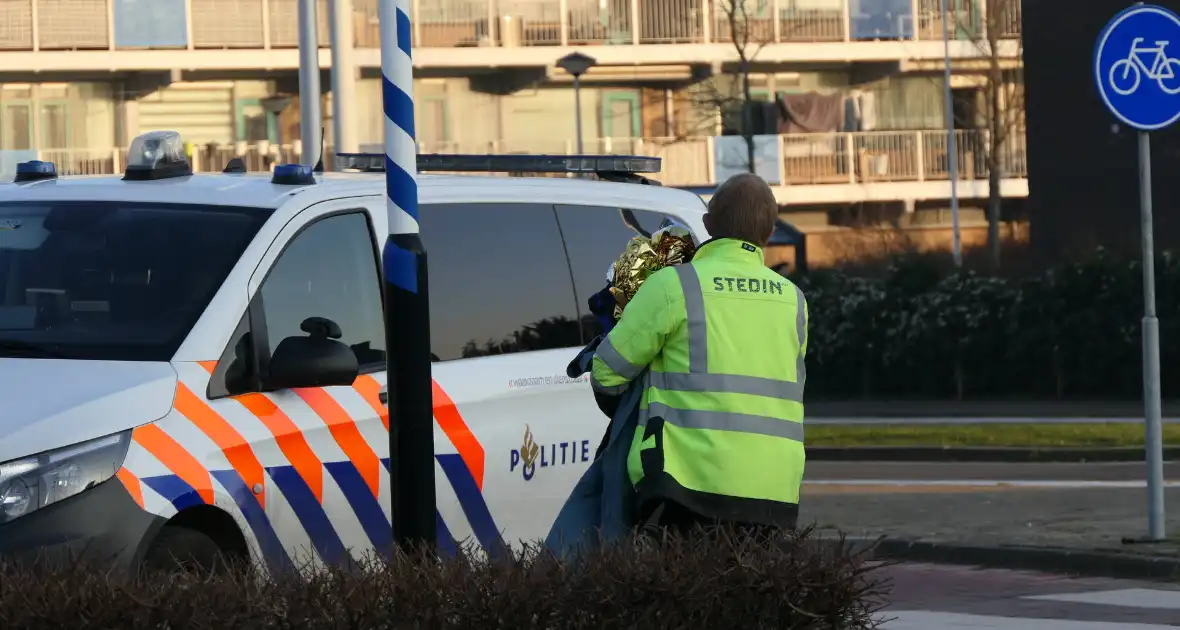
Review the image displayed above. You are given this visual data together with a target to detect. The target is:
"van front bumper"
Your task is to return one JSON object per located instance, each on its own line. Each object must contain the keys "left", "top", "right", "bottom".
{"left": 0, "top": 477, "right": 165, "bottom": 573}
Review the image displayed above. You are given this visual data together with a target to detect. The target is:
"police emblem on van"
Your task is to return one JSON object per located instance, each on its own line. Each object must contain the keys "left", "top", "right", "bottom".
{"left": 510, "top": 426, "right": 594, "bottom": 482}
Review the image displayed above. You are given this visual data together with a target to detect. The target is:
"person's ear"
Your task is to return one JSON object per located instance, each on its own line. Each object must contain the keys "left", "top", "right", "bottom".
{"left": 703, "top": 213, "right": 714, "bottom": 235}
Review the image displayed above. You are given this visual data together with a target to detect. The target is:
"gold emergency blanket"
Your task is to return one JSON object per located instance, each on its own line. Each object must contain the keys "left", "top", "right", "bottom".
{"left": 608, "top": 224, "right": 698, "bottom": 320}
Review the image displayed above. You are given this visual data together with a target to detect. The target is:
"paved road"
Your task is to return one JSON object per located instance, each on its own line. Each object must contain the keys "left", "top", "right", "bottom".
{"left": 811, "top": 416, "right": 1180, "bottom": 425}
{"left": 879, "top": 563, "right": 1180, "bottom": 628}
{"left": 805, "top": 461, "right": 1180, "bottom": 484}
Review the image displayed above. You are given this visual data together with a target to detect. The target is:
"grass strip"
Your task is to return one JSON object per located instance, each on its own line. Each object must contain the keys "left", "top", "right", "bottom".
{"left": 807, "top": 422, "right": 1180, "bottom": 448}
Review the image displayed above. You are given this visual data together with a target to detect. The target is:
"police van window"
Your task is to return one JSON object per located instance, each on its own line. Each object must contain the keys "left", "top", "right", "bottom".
{"left": 418, "top": 202, "right": 581, "bottom": 361}
{"left": 258, "top": 211, "right": 386, "bottom": 370}
{"left": 554, "top": 205, "right": 677, "bottom": 341}
{"left": 0, "top": 201, "right": 268, "bottom": 362}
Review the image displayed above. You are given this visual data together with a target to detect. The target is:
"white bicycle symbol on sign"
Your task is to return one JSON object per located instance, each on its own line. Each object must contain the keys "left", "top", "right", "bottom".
{"left": 1110, "top": 37, "right": 1180, "bottom": 95}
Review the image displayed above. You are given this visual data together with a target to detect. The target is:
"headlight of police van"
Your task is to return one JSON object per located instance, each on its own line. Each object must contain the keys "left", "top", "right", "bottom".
{"left": 0, "top": 431, "right": 132, "bottom": 525}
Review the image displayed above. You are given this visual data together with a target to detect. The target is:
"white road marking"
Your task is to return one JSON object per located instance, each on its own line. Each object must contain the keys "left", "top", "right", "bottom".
{"left": 882, "top": 611, "right": 1180, "bottom": 629}
{"left": 804, "top": 479, "right": 1180, "bottom": 489}
{"left": 810, "top": 417, "right": 1180, "bottom": 425}
{"left": 1024, "top": 588, "right": 1180, "bottom": 610}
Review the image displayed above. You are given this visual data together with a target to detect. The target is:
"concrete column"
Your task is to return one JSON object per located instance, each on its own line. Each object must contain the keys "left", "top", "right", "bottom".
{"left": 329, "top": 0, "right": 358, "bottom": 155}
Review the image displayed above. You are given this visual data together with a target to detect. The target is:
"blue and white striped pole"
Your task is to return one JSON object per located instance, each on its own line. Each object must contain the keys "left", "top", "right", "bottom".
{"left": 380, "top": 0, "right": 436, "bottom": 551}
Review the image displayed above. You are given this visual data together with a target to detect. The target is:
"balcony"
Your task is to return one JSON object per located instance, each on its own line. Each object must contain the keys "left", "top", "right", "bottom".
{"left": 6, "top": 130, "right": 1027, "bottom": 204}
{"left": 1, "top": 0, "right": 1021, "bottom": 72}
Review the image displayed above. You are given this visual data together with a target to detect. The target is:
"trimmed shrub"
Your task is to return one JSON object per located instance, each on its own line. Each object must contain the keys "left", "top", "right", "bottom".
{"left": 0, "top": 526, "right": 888, "bottom": 630}
{"left": 795, "top": 248, "right": 1180, "bottom": 400}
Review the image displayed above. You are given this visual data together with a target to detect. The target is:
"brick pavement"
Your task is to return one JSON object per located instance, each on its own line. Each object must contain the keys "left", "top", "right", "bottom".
{"left": 878, "top": 563, "right": 1180, "bottom": 627}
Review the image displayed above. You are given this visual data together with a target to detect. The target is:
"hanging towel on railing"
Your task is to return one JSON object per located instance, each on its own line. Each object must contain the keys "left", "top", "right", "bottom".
{"left": 776, "top": 92, "right": 847, "bottom": 134}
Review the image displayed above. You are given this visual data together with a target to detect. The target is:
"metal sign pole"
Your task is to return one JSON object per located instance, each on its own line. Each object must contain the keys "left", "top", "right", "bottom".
{"left": 1095, "top": 3, "right": 1175, "bottom": 542}
{"left": 574, "top": 74, "right": 584, "bottom": 155}
{"left": 380, "top": 0, "right": 437, "bottom": 551}
{"left": 297, "top": 0, "right": 322, "bottom": 167}
{"left": 1138, "top": 130, "right": 1166, "bottom": 541}
{"left": 329, "top": 0, "right": 358, "bottom": 157}
{"left": 939, "top": 0, "right": 962, "bottom": 268}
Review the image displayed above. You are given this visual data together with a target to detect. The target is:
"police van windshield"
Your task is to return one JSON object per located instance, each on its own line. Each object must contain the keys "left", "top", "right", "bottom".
{"left": 0, "top": 201, "right": 269, "bottom": 361}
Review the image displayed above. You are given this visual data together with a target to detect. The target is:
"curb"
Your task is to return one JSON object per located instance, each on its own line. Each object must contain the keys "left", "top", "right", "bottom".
{"left": 807, "top": 446, "right": 1180, "bottom": 462}
{"left": 857, "top": 537, "right": 1180, "bottom": 581}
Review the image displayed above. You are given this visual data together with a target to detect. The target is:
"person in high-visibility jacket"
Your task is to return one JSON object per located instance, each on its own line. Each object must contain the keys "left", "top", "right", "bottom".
{"left": 591, "top": 172, "right": 807, "bottom": 532}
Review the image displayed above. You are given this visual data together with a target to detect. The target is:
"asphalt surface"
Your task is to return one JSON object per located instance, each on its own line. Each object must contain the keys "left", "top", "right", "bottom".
{"left": 880, "top": 563, "right": 1180, "bottom": 628}
{"left": 805, "top": 461, "right": 1180, "bottom": 483}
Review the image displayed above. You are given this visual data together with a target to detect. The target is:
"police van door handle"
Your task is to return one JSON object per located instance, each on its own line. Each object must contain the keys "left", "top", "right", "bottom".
{"left": 379, "top": 387, "right": 388, "bottom": 405}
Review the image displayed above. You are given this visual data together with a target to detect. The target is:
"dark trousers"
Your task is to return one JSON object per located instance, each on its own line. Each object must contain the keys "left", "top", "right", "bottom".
{"left": 641, "top": 500, "right": 786, "bottom": 540}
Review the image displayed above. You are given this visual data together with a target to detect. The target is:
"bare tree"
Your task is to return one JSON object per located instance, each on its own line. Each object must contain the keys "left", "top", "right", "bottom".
{"left": 949, "top": 0, "right": 1025, "bottom": 270}
{"left": 685, "top": 0, "right": 775, "bottom": 173}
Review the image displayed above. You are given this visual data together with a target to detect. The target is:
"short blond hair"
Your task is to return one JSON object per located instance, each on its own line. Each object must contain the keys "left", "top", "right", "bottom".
{"left": 706, "top": 172, "right": 778, "bottom": 246}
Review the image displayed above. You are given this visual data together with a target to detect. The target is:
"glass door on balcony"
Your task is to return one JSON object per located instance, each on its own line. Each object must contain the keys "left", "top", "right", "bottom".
{"left": 39, "top": 102, "right": 69, "bottom": 149}
{"left": 602, "top": 92, "right": 639, "bottom": 143}
{"left": 236, "top": 99, "right": 277, "bottom": 143}
{"left": 1, "top": 103, "right": 32, "bottom": 151}
{"left": 416, "top": 97, "right": 449, "bottom": 151}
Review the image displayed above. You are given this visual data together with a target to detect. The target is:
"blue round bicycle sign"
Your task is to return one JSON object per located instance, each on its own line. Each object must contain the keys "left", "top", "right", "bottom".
{"left": 1095, "top": 4, "right": 1180, "bottom": 130}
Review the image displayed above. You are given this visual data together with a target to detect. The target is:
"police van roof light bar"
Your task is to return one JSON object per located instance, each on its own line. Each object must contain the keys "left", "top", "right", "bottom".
{"left": 14, "top": 160, "right": 58, "bottom": 183}
{"left": 271, "top": 163, "right": 318, "bottom": 185}
{"left": 336, "top": 152, "right": 662, "bottom": 176}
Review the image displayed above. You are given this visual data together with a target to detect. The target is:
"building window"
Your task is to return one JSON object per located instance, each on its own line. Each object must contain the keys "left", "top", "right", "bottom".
{"left": 40, "top": 103, "right": 68, "bottom": 148}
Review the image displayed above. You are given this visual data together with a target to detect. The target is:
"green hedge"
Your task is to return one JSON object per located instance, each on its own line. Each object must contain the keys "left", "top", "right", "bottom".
{"left": 0, "top": 528, "right": 886, "bottom": 629}
{"left": 796, "top": 249, "right": 1180, "bottom": 400}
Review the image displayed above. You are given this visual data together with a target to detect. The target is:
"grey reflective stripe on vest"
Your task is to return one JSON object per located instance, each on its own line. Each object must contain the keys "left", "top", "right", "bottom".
{"left": 671, "top": 264, "right": 806, "bottom": 400}
{"left": 673, "top": 264, "right": 708, "bottom": 373}
{"left": 647, "top": 371, "right": 803, "bottom": 402}
{"left": 595, "top": 335, "right": 644, "bottom": 380}
{"left": 795, "top": 284, "right": 807, "bottom": 390}
{"left": 591, "top": 378, "right": 629, "bottom": 396}
{"left": 641, "top": 402, "right": 804, "bottom": 443}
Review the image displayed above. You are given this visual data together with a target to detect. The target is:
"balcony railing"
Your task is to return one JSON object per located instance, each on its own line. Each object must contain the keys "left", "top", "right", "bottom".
{"left": 9, "top": 130, "right": 1026, "bottom": 190}
{"left": 0, "top": 0, "right": 1020, "bottom": 52}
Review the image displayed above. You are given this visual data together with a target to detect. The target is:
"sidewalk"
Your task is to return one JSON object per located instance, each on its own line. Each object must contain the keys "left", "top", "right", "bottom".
{"left": 801, "top": 486, "right": 1180, "bottom": 574}
{"left": 882, "top": 563, "right": 1180, "bottom": 628}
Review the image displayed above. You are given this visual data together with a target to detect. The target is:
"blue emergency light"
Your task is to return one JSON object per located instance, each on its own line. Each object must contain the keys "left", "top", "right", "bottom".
{"left": 271, "top": 163, "right": 317, "bottom": 186}
{"left": 13, "top": 160, "right": 58, "bottom": 183}
{"left": 336, "top": 152, "right": 663, "bottom": 176}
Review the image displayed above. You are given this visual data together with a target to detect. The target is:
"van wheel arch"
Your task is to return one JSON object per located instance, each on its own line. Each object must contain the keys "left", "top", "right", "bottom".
{"left": 141, "top": 505, "right": 250, "bottom": 574}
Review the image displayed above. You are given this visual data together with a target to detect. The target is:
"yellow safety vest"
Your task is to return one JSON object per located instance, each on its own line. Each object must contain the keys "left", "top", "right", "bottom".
{"left": 591, "top": 237, "right": 807, "bottom": 527}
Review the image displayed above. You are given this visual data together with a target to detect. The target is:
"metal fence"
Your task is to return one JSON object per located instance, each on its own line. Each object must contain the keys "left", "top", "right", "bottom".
{"left": 0, "top": 0, "right": 1020, "bottom": 51}
{"left": 19, "top": 130, "right": 1026, "bottom": 189}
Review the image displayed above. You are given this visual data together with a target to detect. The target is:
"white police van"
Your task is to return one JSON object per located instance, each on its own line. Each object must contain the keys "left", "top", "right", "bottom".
{"left": 0, "top": 131, "right": 710, "bottom": 574}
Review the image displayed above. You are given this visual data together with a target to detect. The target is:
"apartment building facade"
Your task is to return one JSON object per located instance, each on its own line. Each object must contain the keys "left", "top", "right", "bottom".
{"left": 0, "top": 0, "right": 1025, "bottom": 221}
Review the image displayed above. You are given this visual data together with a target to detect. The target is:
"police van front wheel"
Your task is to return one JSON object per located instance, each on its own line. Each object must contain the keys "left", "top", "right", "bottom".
{"left": 142, "top": 526, "right": 231, "bottom": 576}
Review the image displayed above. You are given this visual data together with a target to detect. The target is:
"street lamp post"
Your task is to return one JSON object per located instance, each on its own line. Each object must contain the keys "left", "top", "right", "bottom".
{"left": 939, "top": 0, "right": 962, "bottom": 267}
{"left": 296, "top": 0, "right": 322, "bottom": 168}
{"left": 557, "top": 52, "right": 598, "bottom": 155}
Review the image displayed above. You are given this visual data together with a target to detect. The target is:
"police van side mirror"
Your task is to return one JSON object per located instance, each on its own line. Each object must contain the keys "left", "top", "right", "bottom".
{"left": 264, "top": 317, "right": 359, "bottom": 390}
